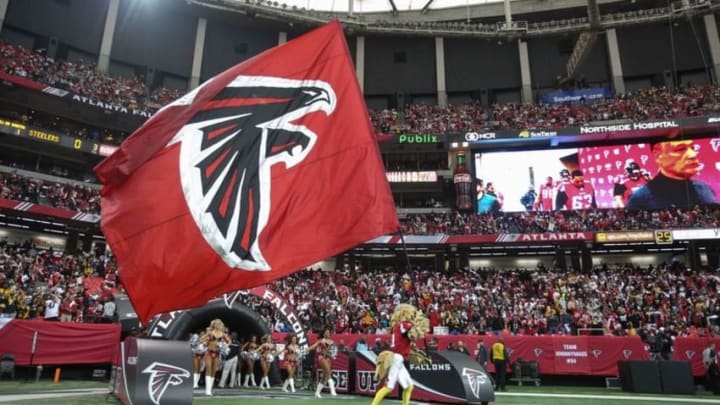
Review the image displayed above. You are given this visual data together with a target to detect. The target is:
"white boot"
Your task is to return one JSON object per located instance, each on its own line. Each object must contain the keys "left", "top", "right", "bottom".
{"left": 289, "top": 378, "right": 296, "bottom": 393}
{"left": 260, "top": 376, "right": 267, "bottom": 390}
{"left": 237, "top": 374, "right": 243, "bottom": 388}
{"left": 243, "top": 374, "right": 250, "bottom": 388}
{"left": 250, "top": 374, "right": 257, "bottom": 387}
{"left": 282, "top": 379, "right": 289, "bottom": 392}
{"left": 315, "top": 382, "right": 324, "bottom": 398}
{"left": 193, "top": 373, "right": 200, "bottom": 389}
{"left": 328, "top": 378, "right": 337, "bottom": 396}
{"left": 265, "top": 376, "right": 271, "bottom": 389}
{"left": 205, "top": 376, "right": 214, "bottom": 396}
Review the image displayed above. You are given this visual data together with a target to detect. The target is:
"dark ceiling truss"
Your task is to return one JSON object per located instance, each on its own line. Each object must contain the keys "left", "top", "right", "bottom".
{"left": 388, "top": 0, "right": 399, "bottom": 15}
{"left": 421, "top": 0, "right": 435, "bottom": 14}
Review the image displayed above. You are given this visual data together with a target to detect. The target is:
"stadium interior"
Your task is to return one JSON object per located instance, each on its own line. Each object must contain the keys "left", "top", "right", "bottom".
{"left": 1, "top": 0, "right": 720, "bottom": 403}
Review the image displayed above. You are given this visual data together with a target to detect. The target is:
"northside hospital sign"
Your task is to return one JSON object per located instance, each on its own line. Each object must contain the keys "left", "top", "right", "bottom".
{"left": 579, "top": 120, "right": 679, "bottom": 134}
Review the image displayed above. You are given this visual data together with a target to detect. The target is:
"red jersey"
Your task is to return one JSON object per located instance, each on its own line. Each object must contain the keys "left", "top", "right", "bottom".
{"left": 613, "top": 176, "right": 648, "bottom": 205}
{"left": 537, "top": 183, "right": 555, "bottom": 211}
{"left": 557, "top": 181, "right": 596, "bottom": 210}
{"left": 391, "top": 320, "right": 414, "bottom": 359}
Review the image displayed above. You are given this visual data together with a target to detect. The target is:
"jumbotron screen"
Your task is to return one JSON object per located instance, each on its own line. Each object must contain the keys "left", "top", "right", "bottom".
{"left": 472, "top": 136, "right": 720, "bottom": 213}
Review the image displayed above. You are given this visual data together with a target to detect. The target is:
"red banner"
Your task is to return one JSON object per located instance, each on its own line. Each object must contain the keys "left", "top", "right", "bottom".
{"left": 273, "top": 332, "right": 649, "bottom": 376}
{"left": 0, "top": 70, "right": 48, "bottom": 91}
{"left": 671, "top": 337, "right": 720, "bottom": 376}
{"left": 321, "top": 351, "right": 351, "bottom": 394}
{"left": 0, "top": 319, "right": 120, "bottom": 365}
{"left": 0, "top": 198, "right": 100, "bottom": 223}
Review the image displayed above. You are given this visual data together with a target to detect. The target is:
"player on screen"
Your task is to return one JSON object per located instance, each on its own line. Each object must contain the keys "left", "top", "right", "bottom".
{"left": 613, "top": 160, "right": 649, "bottom": 208}
{"left": 555, "top": 169, "right": 597, "bottom": 210}
{"left": 534, "top": 176, "right": 556, "bottom": 211}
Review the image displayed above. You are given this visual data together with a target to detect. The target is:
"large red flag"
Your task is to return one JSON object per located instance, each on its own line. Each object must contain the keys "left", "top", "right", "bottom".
{"left": 94, "top": 21, "right": 399, "bottom": 323}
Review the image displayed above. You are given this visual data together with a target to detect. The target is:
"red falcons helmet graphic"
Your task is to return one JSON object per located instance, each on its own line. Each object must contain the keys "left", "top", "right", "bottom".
{"left": 142, "top": 362, "right": 191, "bottom": 405}
{"left": 169, "top": 76, "right": 337, "bottom": 270}
{"left": 462, "top": 367, "right": 489, "bottom": 398}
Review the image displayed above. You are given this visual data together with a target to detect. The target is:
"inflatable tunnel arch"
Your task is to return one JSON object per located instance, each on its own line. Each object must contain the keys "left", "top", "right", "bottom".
{"left": 146, "top": 299, "right": 270, "bottom": 341}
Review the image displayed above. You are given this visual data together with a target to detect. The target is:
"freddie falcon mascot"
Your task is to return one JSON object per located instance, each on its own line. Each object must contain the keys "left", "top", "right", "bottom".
{"left": 371, "top": 304, "right": 431, "bottom": 405}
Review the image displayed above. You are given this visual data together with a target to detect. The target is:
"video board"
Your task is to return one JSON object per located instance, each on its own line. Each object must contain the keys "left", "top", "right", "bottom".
{"left": 473, "top": 136, "right": 720, "bottom": 213}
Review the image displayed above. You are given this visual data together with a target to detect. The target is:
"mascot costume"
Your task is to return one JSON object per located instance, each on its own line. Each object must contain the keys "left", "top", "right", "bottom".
{"left": 371, "top": 303, "right": 431, "bottom": 405}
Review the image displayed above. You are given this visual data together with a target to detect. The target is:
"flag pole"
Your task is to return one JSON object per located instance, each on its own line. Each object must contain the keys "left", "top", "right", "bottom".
{"left": 396, "top": 230, "right": 414, "bottom": 284}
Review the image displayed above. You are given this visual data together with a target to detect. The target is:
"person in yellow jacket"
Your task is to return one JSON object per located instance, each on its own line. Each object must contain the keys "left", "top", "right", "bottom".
{"left": 491, "top": 338, "right": 509, "bottom": 391}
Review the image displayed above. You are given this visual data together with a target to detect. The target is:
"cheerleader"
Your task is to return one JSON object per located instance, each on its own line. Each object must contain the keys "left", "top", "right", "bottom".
{"left": 199, "top": 319, "right": 231, "bottom": 396}
{"left": 190, "top": 331, "right": 207, "bottom": 389}
{"left": 308, "top": 329, "right": 337, "bottom": 398}
{"left": 241, "top": 335, "right": 259, "bottom": 387}
{"left": 282, "top": 334, "right": 300, "bottom": 392}
{"left": 255, "top": 335, "right": 276, "bottom": 389}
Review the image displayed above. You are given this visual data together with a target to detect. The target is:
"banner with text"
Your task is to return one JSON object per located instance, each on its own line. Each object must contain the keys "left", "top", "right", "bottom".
{"left": 458, "top": 116, "right": 720, "bottom": 145}
{"left": 273, "top": 332, "right": 648, "bottom": 376}
{"left": 540, "top": 88, "right": 613, "bottom": 105}
{"left": 0, "top": 71, "right": 154, "bottom": 119}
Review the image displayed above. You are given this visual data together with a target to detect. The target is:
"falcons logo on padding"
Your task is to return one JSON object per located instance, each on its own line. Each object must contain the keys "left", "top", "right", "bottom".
{"left": 171, "top": 76, "right": 336, "bottom": 270}
{"left": 142, "top": 362, "right": 190, "bottom": 405}
{"left": 462, "top": 367, "right": 488, "bottom": 399}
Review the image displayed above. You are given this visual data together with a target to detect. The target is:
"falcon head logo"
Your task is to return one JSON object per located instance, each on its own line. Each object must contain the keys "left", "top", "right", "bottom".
{"left": 711, "top": 138, "right": 720, "bottom": 152}
{"left": 142, "top": 362, "right": 190, "bottom": 405}
{"left": 686, "top": 350, "right": 696, "bottom": 360}
{"left": 622, "top": 349, "right": 633, "bottom": 359}
{"left": 592, "top": 349, "right": 602, "bottom": 359}
{"left": 534, "top": 348, "right": 543, "bottom": 358}
{"left": 462, "top": 367, "right": 488, "bottom": 398}
{"left": 171, "top": 76, "right": 336, "bottom": 270}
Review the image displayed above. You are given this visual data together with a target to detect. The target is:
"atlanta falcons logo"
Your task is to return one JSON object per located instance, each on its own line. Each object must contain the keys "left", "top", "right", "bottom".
{"left": 462, "top": 367, "right": 488, "bottom": 398}
{"left": 711, "top": 138, "right": 720, "bottom": 152}
{"left": 142, "top": 362, "right": 190, "bottom": 405}
{"left": 170, "top": 75, "right": 337, "bottom": 270}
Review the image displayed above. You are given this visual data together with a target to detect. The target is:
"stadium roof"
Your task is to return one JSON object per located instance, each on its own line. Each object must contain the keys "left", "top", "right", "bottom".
{"left": 230, "top": 0, "right": 505, "bottom": 13}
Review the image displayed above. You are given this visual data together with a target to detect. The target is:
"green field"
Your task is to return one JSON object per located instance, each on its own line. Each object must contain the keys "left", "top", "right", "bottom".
{"left": 1, "top": 381, "right": 720, "bottom": 405}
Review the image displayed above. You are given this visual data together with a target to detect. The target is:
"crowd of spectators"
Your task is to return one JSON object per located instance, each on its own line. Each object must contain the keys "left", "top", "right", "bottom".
{"left": 401, "top": 206, "right": 720, "bottom": 235}
{"left": 0, "top": 171, "right": 101, "bottom": 215}
{"left": 3, "top": 40, "right": 720, "bottom": 346}
{"left": 3, "top": 230, "right": 720, "bottom": 345}
{"left": 0, "top": 41, "right": 182, "bottom": 114}
{"left": 3, "top": 41, "right": 720, "bottom": 141}
{"left": 244, "top": 264, "right": 720, "bottom": 343}
{"left": 372, "top": 85, "right": 720, "bottom": 134}
{"left": 3, "top": 229, "right": 720, "bottom": 349}
{"left": 0, "top": 237, "right": 119, "bottom": 323}
{"left": 3, "top": 166, "right": 720, "bottom": 231}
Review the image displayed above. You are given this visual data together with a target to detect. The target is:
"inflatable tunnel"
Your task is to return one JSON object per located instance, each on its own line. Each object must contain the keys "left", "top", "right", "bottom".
{"left": 146, "top": 299, "right": 270, "bottom": 341}
{"left": 145, "top": 298, "right": 281, "bottom": 384}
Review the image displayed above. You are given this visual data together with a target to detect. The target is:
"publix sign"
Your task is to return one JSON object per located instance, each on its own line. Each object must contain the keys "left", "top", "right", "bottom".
{"left": 398, "top": 134, "right": 440, "bottom": 144}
